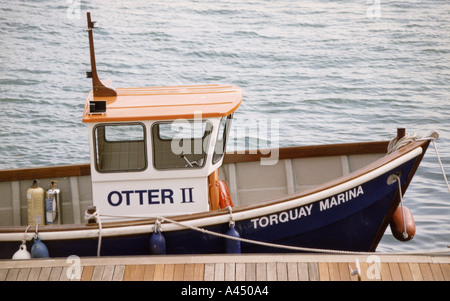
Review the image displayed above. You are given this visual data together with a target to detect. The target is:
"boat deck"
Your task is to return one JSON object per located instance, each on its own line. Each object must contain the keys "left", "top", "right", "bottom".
{"left": 1, "top": 253, "right": 449, "bottom": 281}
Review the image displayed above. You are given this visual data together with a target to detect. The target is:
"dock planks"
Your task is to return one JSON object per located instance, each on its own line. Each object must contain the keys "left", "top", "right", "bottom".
{"left": 0, "top": 254, "right": 449, "bottom": 281}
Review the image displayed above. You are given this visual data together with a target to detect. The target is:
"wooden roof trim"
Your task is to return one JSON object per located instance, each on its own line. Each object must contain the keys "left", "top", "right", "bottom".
{"left": 223, "top": 141, "right": 389, "bottom": 164}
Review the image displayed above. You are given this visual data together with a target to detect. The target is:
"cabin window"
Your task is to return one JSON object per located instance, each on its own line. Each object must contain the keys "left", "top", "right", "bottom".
{"left": 213, "top": 114, "right": 233, "bottom": 164}
{"left": 152, "top": 120, "right": 212, "bottom": 169}
{"left": 93, "top": 123, "right": 147, "bottom": 172}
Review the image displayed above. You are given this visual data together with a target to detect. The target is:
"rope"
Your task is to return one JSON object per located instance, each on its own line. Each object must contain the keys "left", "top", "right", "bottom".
{"left": 92, "top": 212, "right": 449, "bottom": 256}
{"left": 84, "top": 209, "right": 102, "bottom": 257}
{"left": 430, "top": 139, "right": 450, "bottom": 193}
{"left": 386, "top": 132, "right": 418, "bottom": 155}
{"left": 393, "top": 174, "right": 408, "bottom": 240}
{"left": 20, "top": 225, "right": 31, "bottom": 249}
{"left": 388, "top": 132, "right": 450, "bottom": 193}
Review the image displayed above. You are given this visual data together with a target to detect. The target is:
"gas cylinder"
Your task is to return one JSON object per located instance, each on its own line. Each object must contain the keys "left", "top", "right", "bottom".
{"left": 27, "top": 180, "right": 45, "bottom": 226}
{"left": 45, "top": 181, "right": 60, "bottom": 224}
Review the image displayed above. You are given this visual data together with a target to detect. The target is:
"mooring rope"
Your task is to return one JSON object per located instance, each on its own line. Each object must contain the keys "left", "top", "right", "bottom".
{"left": 84, "top": 208, "right": 102, "bottom": 257}
{"left": 393, "top": 174, "right": 409, "bottom": 240}
{"left": 386, "top": 132, "right": 418, "bottom": 155}
{"left": 429, "top": 139, "right": 450, "bottom": 193}
{"left": 387, "top": 131, "right": 450, "bottom": 193}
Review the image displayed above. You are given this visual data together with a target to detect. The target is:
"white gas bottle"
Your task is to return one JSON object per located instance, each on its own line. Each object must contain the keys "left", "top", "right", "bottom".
{"left": 45, "top": 181, "right": 60, "bottom": 224}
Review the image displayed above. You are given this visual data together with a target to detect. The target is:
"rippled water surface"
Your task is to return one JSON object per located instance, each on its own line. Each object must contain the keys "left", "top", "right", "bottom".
{"left": 1, "top": 0, "right": 449, "bottom": 252}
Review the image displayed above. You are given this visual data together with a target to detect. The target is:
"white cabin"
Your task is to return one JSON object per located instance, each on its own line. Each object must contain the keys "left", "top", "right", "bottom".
{"left": 82, "top": 84, "right": 242, "bottom": 220}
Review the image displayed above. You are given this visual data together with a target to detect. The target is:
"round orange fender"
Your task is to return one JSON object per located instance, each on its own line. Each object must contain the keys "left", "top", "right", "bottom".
{"left": 390, "top": 205, "right": 416, "bottom": 241}
{"left": 218, "top": 180, "right": 234, "bottom": 209}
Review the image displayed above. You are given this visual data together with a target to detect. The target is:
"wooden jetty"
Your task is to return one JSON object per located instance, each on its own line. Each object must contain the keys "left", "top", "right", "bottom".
{"left": 1, "top": 253, "right": 449, "bottom": 282}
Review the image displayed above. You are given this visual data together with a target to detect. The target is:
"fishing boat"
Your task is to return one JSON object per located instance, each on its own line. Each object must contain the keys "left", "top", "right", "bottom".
{"left": 0, "top": 13, "right": 439, "bottom": 259}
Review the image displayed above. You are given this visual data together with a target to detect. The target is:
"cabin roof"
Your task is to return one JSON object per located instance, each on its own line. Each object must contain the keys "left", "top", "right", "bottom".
{"left": 82, "top": 84, "right": 243, "bottom": 123}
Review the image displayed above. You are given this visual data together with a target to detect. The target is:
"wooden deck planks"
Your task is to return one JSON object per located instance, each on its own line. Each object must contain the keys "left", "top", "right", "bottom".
{"left": 81, "top": 265, "right": 94, "bottom": 281}
{"left": 224, "top": 262, "right": 236, "bottom": 281}
{"left": 0, "top": 254, "right": 449, "bottom": 282}
{"left": 297, "top": 262, "right": 309, "bottom": 281}
{"left": 256, "top": 262, "right": 266, "bottom": 281}
{"left": 441, "top": 263, "right": 450, "bottom": 281}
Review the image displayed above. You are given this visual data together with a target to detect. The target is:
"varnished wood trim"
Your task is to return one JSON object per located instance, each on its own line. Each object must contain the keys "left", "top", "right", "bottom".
{"left": 0, "top": 164, "right": 91, "bottom": 182}
{"left": 222, "top": 141, "right": 389, "bottom": 164}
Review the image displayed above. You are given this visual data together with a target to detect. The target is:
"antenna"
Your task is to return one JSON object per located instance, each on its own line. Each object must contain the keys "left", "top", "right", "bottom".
{"left": 86, "top": 12, "right": 117, "bottom": 97}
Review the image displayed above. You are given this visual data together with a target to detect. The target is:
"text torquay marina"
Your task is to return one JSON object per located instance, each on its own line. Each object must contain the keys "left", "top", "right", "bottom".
{"left": 250, "top": 185, "right": 364, "bottom": 229}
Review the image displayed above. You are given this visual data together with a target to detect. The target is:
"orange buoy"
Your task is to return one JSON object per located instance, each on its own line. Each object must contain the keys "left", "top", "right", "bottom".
{"left": 390, "top": 205, "right": 416, "bottom": 241}
{"left": 218, "top": 180, "right": 234, "bottom": 209}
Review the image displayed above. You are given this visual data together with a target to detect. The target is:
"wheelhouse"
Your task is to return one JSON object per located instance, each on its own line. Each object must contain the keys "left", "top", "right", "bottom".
{"left": 82, "top": 84, "right": 242, "bottom": 219}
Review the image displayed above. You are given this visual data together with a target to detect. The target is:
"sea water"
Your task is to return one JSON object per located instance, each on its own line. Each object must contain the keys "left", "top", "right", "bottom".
{"left": 1, "top": 0, "right": 449, "bottom": 252}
